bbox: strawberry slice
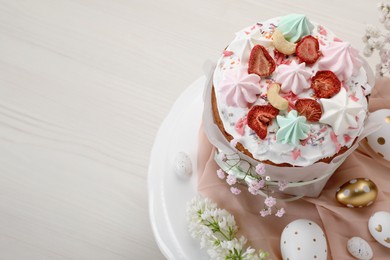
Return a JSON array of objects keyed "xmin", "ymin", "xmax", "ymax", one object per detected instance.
[
  {"xmin": 311, "ymin": 70, "xmax": 341, "ymax": 98},
  {"xmin": 295, "ymin": 98, "xmax": 322, "ymax": 122},
  {"xmin": 296, "ymin": 36, "xmax": 321, "ymax": 64},
  {"xmin": 247, "ymin": 105, "xmax": 279, "ymax": 139},
  {"xmin": 248, "ymin": 45, "xmax": 276, "ymax": 77}
]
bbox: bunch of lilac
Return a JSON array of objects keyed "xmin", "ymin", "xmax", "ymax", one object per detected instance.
[
  {"xmin": 216, "ymin": 152, "xmax": 287, "ymax": 218},
  {"xmin": 363, "ymin": 2, "xmax": 390, "ymax": 76},
  {"xmin": 187, "ymin": 196, "xmax": 269, "ymax": 259}
]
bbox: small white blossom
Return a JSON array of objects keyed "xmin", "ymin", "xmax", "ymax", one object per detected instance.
[
  {"xmin": 226, "ymin": 175, "xmax": 237, "ymax": 185},
  {"xmin": 187, "ymin": 196, "xmax": 268, "ymax": 259},
  {"xmin": 230, "ymin": 186, "xmax": 241, "ymax": 195},
  {"xmin": 216, "ymin": 169, "xmax": 225, "ymax": 179},
  {"xmin": 264, "ymin": 196, "xmax": 276, "ymax": 207}
]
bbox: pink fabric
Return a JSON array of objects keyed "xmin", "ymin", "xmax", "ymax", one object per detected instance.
[{"xmin": 197, "ymin": 78, "xmax": 390, "ymax": 259}]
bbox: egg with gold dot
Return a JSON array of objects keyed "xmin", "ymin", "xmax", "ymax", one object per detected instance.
[
  {"xmin": 336, "ymin": 178, "xmax": 378, "ymax": 208},
  {"xmin": 367, "ymin": 109, "xmax": 390, "ymax": 161}
]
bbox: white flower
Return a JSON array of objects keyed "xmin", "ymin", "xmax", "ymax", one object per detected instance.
[
  {"xmin": 230, "ymin": 186, "xmax": 241, "ymax": 195},
  {"xmin": 264, "ymin": 196, "xmax": 276, "ymax": 207},
  {"xmin": 226, "ymin": 174, "xmax": 237, "ymax": 185},
  {"xmin": 216, "ymin": 169, "xmax": 226, "ymax": 179},
  {"xmin": 275, "ymin": 208, "xmax": 286, "ymax": 217},
  {"xmin": 187, "ymin": 196, "xmax": 268, "ymax": 259},
  {"xmin": 255, "ymin": 163, "xmax": 266, "ymax": 175}
]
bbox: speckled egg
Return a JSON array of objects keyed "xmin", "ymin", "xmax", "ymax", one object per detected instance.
[
  {"xmin": 280, "ymin": 219, "xmax": 327, "ymax": 260},
  {"xmin": 335, "ymin": 178, "xmax": 378, "ymax": 208},
  {"xmin": 347, "ymin": 237, "xmax": 373, "ymax": 259},
  {"xmin": 174, "ymin": 152, "xmax": 192, "ymax": 178},
  {"xmin": 368, "ymin": 211, "xmax": 390, "ymax": 249},
  {"xmin": 366, "ymin": 109, "xmax": 390, "ymax": 161}
]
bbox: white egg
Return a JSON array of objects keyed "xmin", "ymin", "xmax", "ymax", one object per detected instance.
[
  {"xmin": 366, "ymin": 109, "xmax": 390, "ymax": 161},
  {"xmin": 174, "ymin": 152, "xmax": 192, "ymax": 178},
  {"xmin": 347, "ymin": 237, "xmax": 373, "ymax": 259},
  {"xmin": 368, "ymin": 211, "xmax": 390, "ymax": 248},
  {"xmin": 280, "ymin": 219, "xmax": 327, "ymax": 260}
]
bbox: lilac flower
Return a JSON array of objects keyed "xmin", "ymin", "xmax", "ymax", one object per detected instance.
[
  {"xmin": 248, "ymin": 180, "xmax": 265, "ymax": 195},
  {"xmin": 226, "ymin": 175, "xmax": 237, "ymax": 185},
  {"xmin": 264, "ymin": 196, "xmax": 276, "ymax": 207},
  {"xmin": 255, "ymin": 163, "xmax": 266, "ymax": 175},
  {"xmin": 230, "ymin": 187, "xmax": 241, "ymax": 195},
  {"xmin": 275, "ymin": 208, "xmax": 286, "ymax": 217},
  {"xmin": 278, "ymin": 180, "xmax": 288, "ymax": 191},
  {"xmin": 216, "ymin": 169, "xmax": 226, "ymax": 179},
  {"xmin": 217, "ymin": 152, "xmax": 227, "ymax": 162},
  {"xmin": 259, "ymin": 207, "xmax": 271, "ymax": 217}
]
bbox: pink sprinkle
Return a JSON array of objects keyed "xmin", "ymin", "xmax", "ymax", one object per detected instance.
[
  {"xmin": 318, "ymin": 26, "xmax": 327, "ymax": 36},
  {"xmin": 334, "ymin": 37, "xmax": 343, "ymax": 42},
  {"xmin": 244, "ymin": 31, "xmax": 250, "ymax": 35},
  {"xmin": 319, "ymin": 39, "xmax": 326, "ymax": 46},
  {"xmin": 223, "ymin": 50, "xmax": 234, "ymax": 57},
  {"xmin": 350, "ymin": 94, "xmax": 359, "ymax": 102},
  {"xmin": 250, "ymin": 25, "xmax": 256, "ymax": 30},
  {"xmin": 344, "ymin": 134, "xmax": 352, "ymax": 143},
  {"xmin": 235, "ymin": 117, "xmax": 247, "ymax": 136},
  {"xmin": 292, "ymin": 149, "xmax": 301, "ymax": 160},
  {"xmin": 230, "ymin": 187, "xmax": 241, "ymax": 195},
  {"xmin": 330, "ymin": 131, "xmax": 341, "ymax": 153}
]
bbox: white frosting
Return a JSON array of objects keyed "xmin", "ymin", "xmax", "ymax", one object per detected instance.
[{"xmin": 213, "ymin": 17, "xmax": 370, "ymax": 166}]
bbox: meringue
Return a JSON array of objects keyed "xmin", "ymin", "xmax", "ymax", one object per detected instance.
[
  {"xmin": 276, "ymin": 110, "xmax": 310, "ymax": 146},
  {"xmin": 318, "ymin": 41, "xmax": 363, "ymax": 81},
  {"xmin": 219, "ymin": 68, "xmax": 261, "ymax": 108},
  {"xmin": 275, "ymin": 61, "xmax": 312, "ymax": 95},
  {"xmin": 228, "ymin": 29, "xmax": 272, "ymax": 65},
  {"xmin": 319, "ymin": 88, "xmax": 365, "ymax": 135},
  {"xmin": 277, "ymin": 14, "xmax": 314, "ymax": 43}
]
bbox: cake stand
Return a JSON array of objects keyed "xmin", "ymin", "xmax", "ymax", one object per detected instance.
[{"xmin": 148, "ymin": 77, "xmax": 208, "ymax": 259}]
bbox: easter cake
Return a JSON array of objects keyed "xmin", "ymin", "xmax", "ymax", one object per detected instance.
[{"xmin": 203, "ymin": 14, "xmax": 374, "ymax": 196}]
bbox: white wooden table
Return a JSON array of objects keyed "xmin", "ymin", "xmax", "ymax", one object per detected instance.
[{"xmin": 0, "ymin": 0, "xmax": 380, "ymax": 259}]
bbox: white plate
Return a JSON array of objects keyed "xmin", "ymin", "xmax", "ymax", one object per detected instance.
[{"xmin": 148, "ymin": 77, "xmax": 209, "ymax": 259}]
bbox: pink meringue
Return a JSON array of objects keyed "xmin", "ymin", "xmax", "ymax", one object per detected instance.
[
  {"xmin": 275, "ymin": 61, "xmax": 312, "ymax": 95},
  {"xmin": 219, "ymin": 68, "xmax": 261, "ymax": 107},
  {"xmin": 318, "ymin": 41, "xmax": 362, "ymax": 81}
]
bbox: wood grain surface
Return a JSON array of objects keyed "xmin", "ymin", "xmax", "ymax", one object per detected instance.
[{"xmin": 0, "ymin": 0, "xmax": 380, "ymax": 259}]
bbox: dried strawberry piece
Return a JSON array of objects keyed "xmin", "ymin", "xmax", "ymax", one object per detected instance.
[
  {"xmin": 247, "ymin": 105, "xmax": 279, "ymax": 139},
  {"xmin": 295, "ymin": 98, "xmax": 322, "ymax": 122},
  {"xmin": 296, "ymin": 36, "xmax": 321, "ymax": 64},
  {"xmin": 248, "ymin": 45, "xmax": 276, "ymax": 77},
  {"xmin": 311, "ymin": 70, "xmax": 341, "ymax": 98}
]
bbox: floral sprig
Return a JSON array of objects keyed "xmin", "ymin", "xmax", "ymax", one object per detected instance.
[
  {"xmin": 363, "ymin": 2, "xmax": 390, "ymax": 76},
  {"xmin": 215, "ymin": 151, "xmax": 286, "ymax": 218},
  {"xmin": 187, "ymin": 196, "xmax": 269, "ymax": 260}
]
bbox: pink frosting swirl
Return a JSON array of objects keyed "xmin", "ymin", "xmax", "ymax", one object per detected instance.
[
  {"xmin": 219, "ymin": 68, "xmax": 261, "ymax": 107},
  {"xmin": 318, "ymin": 41, "xmax": 362, "ymax": 81},
  {"xmin": 275, "ymin": 61, "xmax": 312, "ymax": 95}
]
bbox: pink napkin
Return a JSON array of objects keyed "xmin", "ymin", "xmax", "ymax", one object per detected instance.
[{"xmin": 197, "ymin": 78, "xmax": 390, "ymax": 259}]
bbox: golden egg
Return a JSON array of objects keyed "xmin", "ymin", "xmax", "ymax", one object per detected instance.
[{"xmin": 336, "ymin": 178, "xmax": 378, "ymax": 208}]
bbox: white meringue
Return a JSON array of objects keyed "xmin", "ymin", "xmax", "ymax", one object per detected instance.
[{"xmin": 319, "ymin": 88, "xmax": 365, "ymax": 135}]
